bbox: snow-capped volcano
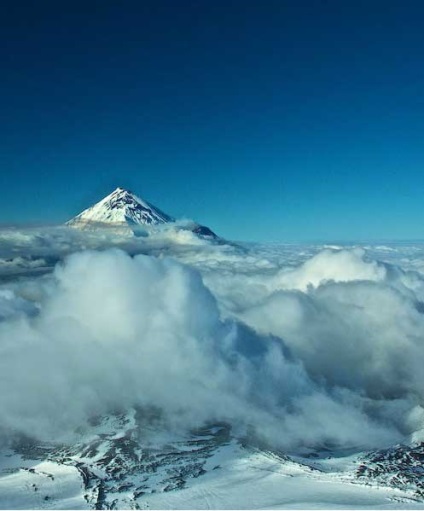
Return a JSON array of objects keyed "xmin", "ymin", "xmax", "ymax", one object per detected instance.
[
  {"xmin": 66, "ymin": 187, "xmax": 218, "ymax": 239},
  {"xmin": 66, "ymin": 187, "xmax": 173, "ymax": 228}
]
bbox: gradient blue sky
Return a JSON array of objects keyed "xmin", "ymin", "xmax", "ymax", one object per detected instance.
[{"xmin": 2, "ymin": 0, "xmax": 424, "ymax": 241}]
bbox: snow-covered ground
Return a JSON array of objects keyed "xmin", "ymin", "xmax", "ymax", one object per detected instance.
[
  {"xmin": 0, "ymin": 455, "xmax": 86, "ymax": 510},
  {"xmin": 0, "ymin": 432, "xmax": 423, "ymax": 509},
  {"xmin": 140, "ymin": 446, "xmax": 423, "ymax": 510}
]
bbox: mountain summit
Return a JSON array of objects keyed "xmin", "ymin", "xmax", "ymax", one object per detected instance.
[
  {"xmin": 67, "ymin": 187, "xmax": 218, "ymax": 239},
  {"xmin": 67, "ymin": 187, "xmax": 173, "ymax": 228}
]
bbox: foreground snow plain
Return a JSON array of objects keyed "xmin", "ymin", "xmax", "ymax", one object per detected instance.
[
  {"xmin": 1, "ymin": 446, "xmax": 422, "ymax": 510},
  {"xmin": 1, "ymin": 226, "xmax": 424, "ymax": 509},
  {"xmin": 1, "ymin": 430, "xmax": 423, "ymax": 510}
]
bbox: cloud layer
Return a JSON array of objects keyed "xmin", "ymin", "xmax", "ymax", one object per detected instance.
[{"xmin": 1, "ymin": 230, "xmax": 424, "ymax": 453}]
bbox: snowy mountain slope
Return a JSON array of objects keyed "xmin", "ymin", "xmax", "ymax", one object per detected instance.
[
  {"xmin": 356, "ymin": 443, "xmax": 424, "ymax": 499},
  {"xmin": 66, "ymin": 187, "xmax": 218, "ymax": 240},
  {"xmin": 66, "ymin": 188, "xmax": 173, "ymax": 229},
  {"xmin": 1, "ymin": 410, "xmax": 424, "ymax": 510},
  {"xmin": 0, "ymin": 455, "xmax": 86, "ymax": 510}
]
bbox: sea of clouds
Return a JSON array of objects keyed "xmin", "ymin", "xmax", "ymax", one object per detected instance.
[{"xmin": 1, "ymin": 226, "xmax": 424, "ymax": 453}]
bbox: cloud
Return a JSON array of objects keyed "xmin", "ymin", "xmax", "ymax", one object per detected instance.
[
  {"xmin": 1, "ymin": 234, "xmax": 424, "ymax": 453},
  {"xmin": 275, "ymin": 248, "xmax": 387, "ymax": 291},
  {"xmin": 0, "ymin": 225, "xmax": 214, "ymax": 281},
  {"xmin": 238, "ymin": 249, "xmax": 424, "ymax": 443},
  {"xmin": 0, "ymin": 247, "xmax": 407, "ymax": 452}
]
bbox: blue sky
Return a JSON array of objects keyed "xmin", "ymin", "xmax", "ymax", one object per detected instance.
[{"xmin": 2, "ymin": 0, "xmax": 424, "ymax": 241}]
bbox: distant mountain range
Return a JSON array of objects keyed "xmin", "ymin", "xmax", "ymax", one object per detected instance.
[{"xmin": 66, "ymin": 187, "xmax": 218, "ymax": 239}]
